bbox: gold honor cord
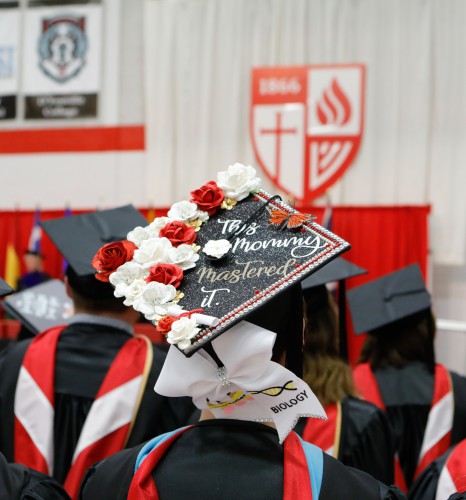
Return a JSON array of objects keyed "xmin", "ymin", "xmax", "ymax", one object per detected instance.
[
  {"xmin": 333, "ymin": 401, "xmax": 342, "ymax": 459},
  {"xmin": 448, "ymin": 371, "xmax": 454, "ymax": 414},
  {"xmin": 125, "ymin": 334, "xmax": 154, "ymax": 446}
]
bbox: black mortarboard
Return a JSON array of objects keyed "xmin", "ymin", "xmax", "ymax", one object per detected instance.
[
  {"xmin": 124, "ymin": 190, "xmax": 350, "ymax": 375},
  {"xmin": 301, "ymin": 257, "xmax": 367, "ymax": 290},
  {"xmin": 347, "ymin": 263, "xmax": 431, "ymax": 335},
  {"xmin": 41, "ymin": 205, "xmax": 147, "ymax": 300},
  {"xmin": 41, "ymin": 205, "xmax": 147, "ymax": 277},
  {"xmin": 0, "ymin": 278, "xmax": 14, "ymax": 298},
  {"xmin": 2, "ymin": 279, "xmax": 73, "ymax": 334},
  {"xmin": 301, "ymin": 257, "xmax": 367, "ymax": 360}
]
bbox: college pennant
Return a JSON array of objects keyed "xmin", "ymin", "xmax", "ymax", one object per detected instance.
[{"xmin": 154, "ymin": 321, "xmax": 326, "ymax": 443}]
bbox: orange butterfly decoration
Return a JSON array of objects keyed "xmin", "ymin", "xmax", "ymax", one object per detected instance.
[{"xmin": 267, "ymin": 207, "xmax": 315, "ymax": 230}]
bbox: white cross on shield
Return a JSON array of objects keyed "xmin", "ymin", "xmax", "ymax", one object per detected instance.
[{"xmin": 251, "ymin": 64, "xmax": 365, "ymax": 204}]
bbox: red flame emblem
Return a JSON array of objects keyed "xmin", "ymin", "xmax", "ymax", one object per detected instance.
[{"xmin": 316, "ymin": 79, "xmax": 352, "ymax": 126}]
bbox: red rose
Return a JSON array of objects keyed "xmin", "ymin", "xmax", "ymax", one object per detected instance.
[
  {"xmin": 156, "ymin": 316, "xmax": 177, "ymax": 335},
  {"xmin": 145, "ymin": 263, "xmax": 184, "ymax": 288},
  {"xmin": 92, "ymin": 240, "xmax": 136, "ymax": 282},
  {"xmin": 159, "ymin": 221, "xmax": 197, "ymax": 247},
  {"xmin": 190, "ymin": 181, "xmax": 224, "ymax": 215}
]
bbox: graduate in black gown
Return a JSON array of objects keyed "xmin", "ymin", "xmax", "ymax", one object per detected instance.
[
  {"xmin": 0, "ymin": 451, "xmax": 71, "ymax": 500},
  {"xmin": 0, "ymin": 207, "xmax": 194, "ymax": 499},
  {"xmin": 409, "ymin": 438, "xmax": 466, "ymax": 500},
  {"xmin": 0, "ymin": 277, "xmax": 70, "ymax": 500},
  {"xmin": 16, "ymin": 250, "xmax": 51, "ymax": 292},
  {"xmin": 295, "ymin": 258, "xmax": 395, "ymax": 484},
  {"xmin": 81, "ymin": 289, "xmax": 404, "ymax": 500},
  {"xmin": 348, "ymin": 264, "xmax": 466, "ymax": 492},
  {"xmin": 78, "ymin": 167, "xmax": 405, "ymax": 499}
]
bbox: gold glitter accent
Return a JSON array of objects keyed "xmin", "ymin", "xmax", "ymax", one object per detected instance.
[
  {"xmin": 186, "ymin": 219, "xmax": 203, "ymax": 231},
  {"xmin": 173, "ymin": 291, "xmax": 185, "ymax": 304},
  {"xmin": 192, "ymin": 244, "xmax": 201, "ymax": 253},
  {"xmin": 221, "ymin": 198, "xmax": 237, "ymax": 210}
]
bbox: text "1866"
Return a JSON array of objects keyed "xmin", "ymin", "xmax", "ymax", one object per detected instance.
[{"xmin": 259, "ymin": 78, "xmax": 301, "ymax": 95}]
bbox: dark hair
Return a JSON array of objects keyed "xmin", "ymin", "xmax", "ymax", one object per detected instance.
[
  {"xmin": 358, "ymin": 308, "xmax": 436, "ymax": 372},
  {"xmin": 303, "ymin": 287, "xmax": 357, "ymax": 405},
  {"xmin": 24, "ymin": 250, "xmax": 44, "ymax": 258},
  {"xmin": 247, "ymin": 284, "xmax": 304, "ymax": 375},
  {"xmin": 304, "ymin": 287, "xmax": 338, "ymax": 356},
  {"xmin": 66, "ymin": 266, "xmax": 128, "ymax": 313}
]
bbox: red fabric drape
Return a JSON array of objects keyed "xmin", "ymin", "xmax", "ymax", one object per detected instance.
[
  {"xmin": 0, "ymin": 205, "xmax": 430, "ymax": 363},
  {"xmin": 0, "ymin": 208, "xmax": 166, "ymax": 280}
]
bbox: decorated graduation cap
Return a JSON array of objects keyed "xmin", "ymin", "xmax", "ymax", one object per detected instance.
[
  {"xmin": 347, "ymin": 263, "xmax": 431, "ymax": 335},
  {"xmin": 41, "ymin": 205, "xmax": 147, "ymax": 300},
  {"xmin": 301, "ymin": 257, "xmax": 367, "ymax": 360},
  {"xmin": 92, "ymin": 164, "xmax": 350, "ymax": 361},
  {"xmin": 93, "ymin": 164, "xmax": 351, "ymax": 442},
  {"xmin": 2, "ymin": 280, "xmax": 73, "ymax": 334},
  {"xmin": 0, "ymin": 278, "xmax": 14, "ymax": 298}
]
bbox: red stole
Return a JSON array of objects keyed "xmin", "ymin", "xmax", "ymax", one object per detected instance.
[
  {"xmin": 128, "ymin": 428, "xmax": 315, "ymax": 500},
  {"xmin": 14, "ymin": 326, "xmax": 152, "ymax": 499},
  {"xmin": 353, "ymin": 362, "xmax": 453, "ymax": 491},
  {"xmin": 302, "ymin": 402, "xmax": 341, "ymax": 457}
]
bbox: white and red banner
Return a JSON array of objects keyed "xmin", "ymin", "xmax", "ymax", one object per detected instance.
[
  {"xmin": 251, "ymin": 65, "xmax": 365, "ymax": 204},
  {"xmin": 22, "ymin": 3, "xmax": 103, "ymax": 119},
  {"xmin": 0, "ymin": 3, "xmax": 20, "ymax": 119}
]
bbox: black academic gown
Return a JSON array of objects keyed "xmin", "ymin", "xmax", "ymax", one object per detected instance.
[
  {"xmin": 0, "ymin": 451, "xmax": 70, "ymax": 500},
  {"xmin": 408, "ymin": 447, "xmax": 450, "ymax": 500},
  {"xmin": 409, "ymin": 443, "xmax": 466, "ymax": 500},
  {"xmin": 79, "ymin": 420, "xmax": 406, "ymax": 500},
  {"xmin": 0, "ymin": 321, "xmax": 195, "ymax": 484},
  {"xmin": 373, "ymin": 362, "xmax": 466, "ymax": 488},
  {"xmin": 295, "ymin": 395, "xmax": 395, "ymax": 484}
]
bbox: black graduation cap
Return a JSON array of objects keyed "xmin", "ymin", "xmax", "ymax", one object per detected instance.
[
  {"xmin": 41, "ymin": 205, "xmax": 147, "ymax": 277},
  {"xmin": 301, "ymin": 257, "xmax": 367, "ymax": 290},
  {"xmin": 0, "ymin": 278, "xmax": 14, "ymax": 298},
  {"xmin": 301, "ymin": 257, "xmax": 367, "ymax": 360},
  {"xmin": 146, "ymin": 191, "xmax": 351, "ymax": 369},
  {"xmin": 347, "ymin": 263, "xmax": 431, "ymax": 335},
  {"xmin": 41, "ymin": 205, "xmax": 148, "ymax": 300},
  {"xmin": 2, "ymin": 279, "xmax": 73, "ymax": 334}
]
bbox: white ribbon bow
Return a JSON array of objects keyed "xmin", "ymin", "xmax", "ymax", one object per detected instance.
[{"xmin": 154, "ymin": 321, "xmax": 326, "ymax": 443}]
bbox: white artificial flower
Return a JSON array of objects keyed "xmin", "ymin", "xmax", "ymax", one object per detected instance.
[
  {"xmin": 217, "ymin": 163, "xmax": 261, "ymax": 201},
  {"xmin": 202, "ymin": 239, "xmax": 232, "ymax": 259},
  {"xmin": 127, "ymin": 226, "xmax": 158, "ymax": 247},
  {"xmin": 109, "ymin": 261, "xmax": 148, "ymax": 298},
  {"xmin": 166, "ymin": 244, "xmax": 200, "ymax": 270},
  {"xmin": 197, "ymin": 210, "xmax": 209, "ymax": 222},
  {"xmin": 168, "ymin": 201, "xmax": 203, "ymax": 222},
  {"xmin": 133, "ymin": 281, "xmax": 177, "ymax": 320},
  {"xmin": 122, "ymin": 279, "xmax": 147, "ymax": 306},
  {"xmin": 148, "ymin": 216, "xmax": 174, "ymax": 235},
  {"xmin": 166, "ymin": 316, "xmax": 200, "ymax": 350},
  {"xmin": 133, "ymin": 237, "xmax": 172, "ymax": 268}
]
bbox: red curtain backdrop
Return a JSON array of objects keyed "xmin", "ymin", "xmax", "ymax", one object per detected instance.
[{"xmin": 0, "ymin": 205, "xmax": 430, "ymax": 362}]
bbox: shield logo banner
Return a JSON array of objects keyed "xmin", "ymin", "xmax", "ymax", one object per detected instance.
[{"xmin": 251, "ymin": 64, "xmax": 365, "ymax": 204}]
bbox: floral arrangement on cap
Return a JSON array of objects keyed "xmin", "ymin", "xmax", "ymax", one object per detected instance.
[{"xmin": 91, "ymin": 163, "xmax": 261, "ymax": 350}]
